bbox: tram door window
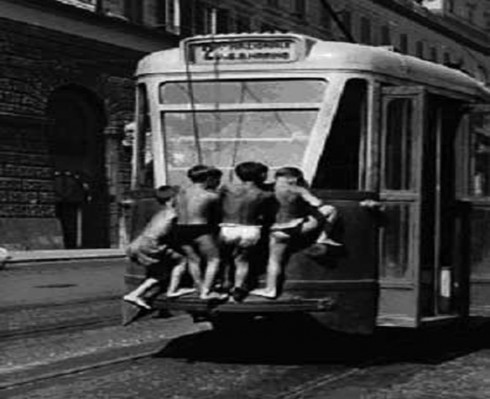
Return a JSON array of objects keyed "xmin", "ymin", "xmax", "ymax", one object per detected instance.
[
  {"xmin": 421, "ymin": 98, "xmax": 462, "ymax": 317},
  {"xmin": 464, "ymin": 105, "xmax": 490, "ymax": 317}
]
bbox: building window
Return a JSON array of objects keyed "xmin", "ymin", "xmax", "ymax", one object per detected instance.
[
  {"xmin": 124, "ymin": 0, "xmax": 143, "ymax": 24},
  {"xmin": 320, "ymin": 3, "xmax": 332, "ymax": 31},
  {"xmin": 399, "ymin": 33, "xmax": 408, "ymax": 53},
  {"xmin": 447, "ymin": 0, "xmax": 455, "ymax": 13},
  {"xmin": 467, "ymin": 4, "xmax": 475, "ymax": 23},
  {"xmin": 156, "ymin": 0, "xmax": 181, "ymax": 34},
  {"xmin": 429, "ymin": 47, "xmax": 438, "ymax": 62},
  {"xmin": 267, "ymin": 0, "xmax": 279, "ymax": 8},
  {"xmin": 261, "ymin": 23, "xmax": 275, "ymax": 32},
  {"xmin": 443, "ymin": 52, "xmax": 451, "ymax": 65},
  {"xmin": 198, "ymin": 5, "xmax": 221, "ymax": 34},
  {"xmin": 294, "ymin": 0, "xmax": 306, "ymax": 19},
  {"xmin": 380, "ymin": 25, "xmax": 391, "ymax": 45},
  {"xmin": 416, "ymin": 41, "xmax": 424, "ymax": 59},
  {"xmin": 236, "ymin": 16, "xmax": 251, "ymax": 33},
  {"xmin": 360, "ymin": 17, "xmax": 371, "ymax": 44},
  {"xmin": 216, "ymin": 8, "xmax": 230, "ymax": 33},
  {"xmin": 341, "ymin": 10, "xmax": 352, "ymax": 32}
]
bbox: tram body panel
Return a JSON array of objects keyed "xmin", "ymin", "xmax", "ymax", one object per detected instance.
[{"xmin": 283, "ymin": 192, "xmax": 379, "ymax": 334}]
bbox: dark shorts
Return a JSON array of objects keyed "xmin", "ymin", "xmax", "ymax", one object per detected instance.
[{"xmin": 173, "ymin": 224, "xmax": 216, "ymax": 245}]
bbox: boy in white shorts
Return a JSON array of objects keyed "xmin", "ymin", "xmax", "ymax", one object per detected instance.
[{"xmin": 219, "ymin": 162, "xmax": 274, "ymax": 301}]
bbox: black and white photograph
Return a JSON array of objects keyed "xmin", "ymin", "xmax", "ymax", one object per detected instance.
[{"xmin": 1, "ymin": 0, "xmax": 490, "ymax": 397}]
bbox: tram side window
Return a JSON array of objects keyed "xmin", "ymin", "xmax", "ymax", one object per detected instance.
[
  {"xmin": 134, "ymin": 84, "xmax": 154, "ymax": 188},
  {"xmin": 471, "ymin": 114, "xmax": 490, "ymax": 197},
  {"xmin": 312, "ymin": 79, "xmax": 367, "ymax": 190},
  {"xmin": 384, "ymin": 98, "xmax": 413, "ymax": 191}
]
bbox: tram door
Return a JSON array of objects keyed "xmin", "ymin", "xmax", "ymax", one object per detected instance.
[{"xmin": 377, "ymin": 86, "xmax": 463, "ymax": 327}]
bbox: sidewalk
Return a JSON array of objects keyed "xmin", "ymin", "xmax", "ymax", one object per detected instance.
[
  {"xmin": 0, "ymin": 255, "xmax": 128, "ymax": 310},
  {"xmin": 4, "ymin": 248, "xmax": 125, "ymax": 267}
]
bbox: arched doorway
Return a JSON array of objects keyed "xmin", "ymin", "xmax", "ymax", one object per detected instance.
[{"xmin": 46, "ymin": 85, "xmax": 110, "ymax": 249}]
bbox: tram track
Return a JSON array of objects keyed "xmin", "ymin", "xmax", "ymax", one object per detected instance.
[
  {"xmin": 3, "ymin": 318, "xmax": 487, "ymax": 397},
  {"xmin": 0, "ymin": 313, "xmax": 202, "ymax": 391},
  {"xmin": 1, "ymin": 325, "xmax": 417, "ymax": 397}
]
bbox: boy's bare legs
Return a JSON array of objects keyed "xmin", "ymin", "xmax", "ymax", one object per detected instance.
[
  {"xmin": 251, "ymin": 234, "xmax": 289, "ymax": 299},
  {"xmin": 314, "ymin": 205, "xmax": 342, "ymax": 247},
  {"xmin": 180, "ymin": 244, "xmax": 203, "ymax": 292},
  {"xmin": 233, "ymin": 250, "xmax": 249, "ymax": 290},
  {"xmin": 123, "ymin": 277, "xmax": 158, "ymax": 310},
  {"xmin": 231, "ymin": 248, "xmax": 250, "ymax": 302},
  {"xmin": 197, "ymin": 234, "xmax": 228, "ymax": 300},
  {"xmin": 166, "ymin": 258, "xmax": 196, "ymax": 298}
]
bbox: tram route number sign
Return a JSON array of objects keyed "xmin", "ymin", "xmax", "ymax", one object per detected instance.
[{"xmin": 187, "ymin": 38, "xmax": 299, "ymax": 64}]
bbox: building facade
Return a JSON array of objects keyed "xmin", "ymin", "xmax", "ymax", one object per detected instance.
[{"xmin": 0, "ymin": 0, "xmax": 177, "ymax": 250}]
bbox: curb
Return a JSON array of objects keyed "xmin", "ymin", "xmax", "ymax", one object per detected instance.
[{"xmin": 2, "ymin": 249, "xmax": 126, "ymax": 269}]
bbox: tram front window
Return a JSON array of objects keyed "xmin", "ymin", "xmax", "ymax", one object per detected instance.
[
  {"xmin": 160, "ymin": 79, "xmax": 326, "ymax": 104},
  {"xmin": 160, "ymin": 79, "xmax": 326, "ymax": 185}
]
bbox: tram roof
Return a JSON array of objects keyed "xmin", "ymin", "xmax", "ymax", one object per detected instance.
[{"xmin": 136, "ymin": 33, "xmax": 490, "ymax": 100}]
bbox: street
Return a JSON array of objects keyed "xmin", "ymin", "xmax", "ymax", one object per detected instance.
[
  {"xmin": 2, "ymin": 258, "xmax": 490, "ymax": 398},
  {"xmin": 2, "ymin": 312, "xmax": 490, "ymax": 398}
]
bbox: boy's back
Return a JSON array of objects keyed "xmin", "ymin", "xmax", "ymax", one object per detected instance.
[
  {"xmin": 221, "ymin": 183, "xmax": 273, "ymax": 226},
  {"xmin": 274, "ymin": 184, "xmax": 313, "ymax": 224},
  {"xmin": 176, "ymin": 185, "xmax": 220, "ymax": 226}
]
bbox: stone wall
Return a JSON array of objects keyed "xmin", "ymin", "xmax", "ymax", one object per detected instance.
[{"xmin": 0, "ymin": 17, "xmax": 142, "ymax": 249}]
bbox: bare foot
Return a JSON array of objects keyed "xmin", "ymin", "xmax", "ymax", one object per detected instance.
[
  {"xmin": 250, "ymin": 288, "xmax": 277, "ymax": 299},
  {"xmin": 166, "ymin": 288, "xmax": 196, "ymax": 298},
  {"xmin": 316, "ymin": 238, "xmax": 343, "ymax": 247},
  {"xmin": 123, "ymin": 295, "xmax": 152, "ymax": 310},
  {"xmin": 200, "ymin": 291, "xmax": 229, "ymax": 301},
  {"xmin": 230, "ymin": 287, "xmax": 248, "ymax": 303}
]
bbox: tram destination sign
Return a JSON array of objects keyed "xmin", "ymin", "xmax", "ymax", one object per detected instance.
[{"xmin": 186, "ymin": 37, "xmax": 300, "ymax": 64}]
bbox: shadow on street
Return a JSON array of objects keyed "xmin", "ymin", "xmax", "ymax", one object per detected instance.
[{"xmin": 153, "ymin": 315, "xmax": 490, "ymax": 367}]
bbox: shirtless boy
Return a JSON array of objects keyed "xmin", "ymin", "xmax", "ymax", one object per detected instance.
[
  {"xmin": 123, "ymin": 186, "xmax": 195, "ymax": 310},
  {"xmin": 175, "ymin": 165, "xmax": 225, "ymax": 300},
  {"xmin": 251, "ymin": 167, "xmax": 340, "ymax": 299},
  {"xmin": 219, "ymin": 162, "xmax": 274, "ymax": 302}
]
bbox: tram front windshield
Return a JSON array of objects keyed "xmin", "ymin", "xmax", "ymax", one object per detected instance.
[{"xmin": 159, "ymin": 79, "xmax": 326, "ymax": 184}]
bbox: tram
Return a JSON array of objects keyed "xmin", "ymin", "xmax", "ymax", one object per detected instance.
[{"xmin": 123, "ymin": 33, "xmax": 490, "ymax": 334}]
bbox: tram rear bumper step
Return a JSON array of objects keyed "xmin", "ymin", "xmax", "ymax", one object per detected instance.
[{"xmin": 151, "ymin": 296, "xmax": 336, "ymax": 313}]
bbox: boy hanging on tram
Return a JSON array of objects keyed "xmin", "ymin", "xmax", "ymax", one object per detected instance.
[
  {"xmin": 251, "ymin": 167, "xmax": 340, "ymax": 299},
  {"xmin": 219, "ymin": 162, "xmax": 276, "ymax": 302},
  {"xmin": 174, "ymin": 165, "xmax": 227, "ymax": 301},
  {"xmin": 123, "ymin": 185, "xmax": 195, "ymax": 310}
]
